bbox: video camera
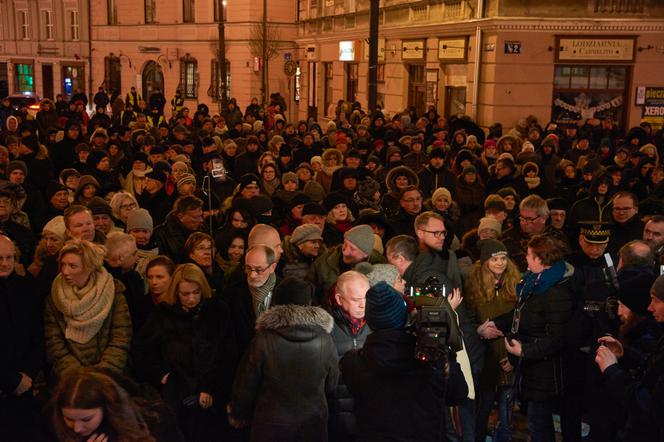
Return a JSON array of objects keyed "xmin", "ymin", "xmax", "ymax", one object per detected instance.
[
  {"xmin": 583, "ymin": 297, "xmax": 619, "ymax": 320},
  {"xmin": 406, "ymin": 276, "xmax": 452, "ymax": 372}
]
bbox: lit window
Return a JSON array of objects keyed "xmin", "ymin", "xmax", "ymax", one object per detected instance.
[{"xmin": 15, "ymin": 64, "xmax": 34, "ymax": 93}]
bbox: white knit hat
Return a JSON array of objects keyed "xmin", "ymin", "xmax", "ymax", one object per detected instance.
[{"xmin": 43, "ymin": 216, "xmax": 66, "ymax": 240}]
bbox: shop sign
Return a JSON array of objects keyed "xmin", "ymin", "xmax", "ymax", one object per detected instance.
[
  {"xmin": 362, "ymin": 38, "xmax": 385, "ymax": 61},
  {"xmin": 556, "ymin": 36, "xmax": 636, "ymax": 62},
  {"xmin": 642, "ymin": 87, "xmax": 664, "ymax": 131},
  {"xmin": 552, "ymin": 92, "xmax": 623, "ymax": 123},
  {"xmin": 339, "ymin": 41, "xmax": 356, "ymax": 61},
  {"xmin": 402, "ymin": 40, "xmax": 426, "ymax": 60},
  {"xmin": 438, "ymin": 38, "xmax": 467, "ymax": 62}
]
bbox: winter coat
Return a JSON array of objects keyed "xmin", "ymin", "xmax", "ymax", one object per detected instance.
[
  {"xmin": 138, "ymin": 188, "xmax": 172, "ymax": 227},
  {"xmin": 153, "ymin": 213, "xmax": 201, "ymax": 264},
  {"xmin": 607, "ymin": 216, "xmax": 644, "ymax": 256},
  {"xmin": 44, "ymin": 278, "xmax": 132, "ymax": 378},
  {"xmin": 418, "ymin": 164, "xmax": 458, "ymax": 199},
  {"xmin": 282, "ymin": 239, "xmax": 319, "ymax": 280},
  {"xmin": 493, "ymin": 264, "xmax": 574, "ymax": 401},
  {"xmin": 455, "ymin": 178, "xmax": 486, "ymax": 235},
  {"xmin": 230, "ymin": 305, "xmax": 339, "ymax": 442},
  {"xmin": 341, "ymin": 328, "xmax": 467, "ymax": 442},
  {"xmin": 133, "ymin": 298, "xmax": 237, "ymax": 406},
  {"xmin": 0, "ymin": 272, "xmax": 44, "ymax": 395},
  {"xmin": 0, "ymin": 218, "xmax": 36, "ymax": 267},
  {"xmin": 308, "ymin": 245, "xmax": 386, "ymax": 309}
]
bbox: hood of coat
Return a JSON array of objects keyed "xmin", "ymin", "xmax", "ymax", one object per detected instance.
[{"xmin": 256, "ymin": 305, "xmax": 335, "ymax": 340}]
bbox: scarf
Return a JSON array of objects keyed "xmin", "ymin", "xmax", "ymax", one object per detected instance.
[
  {"xmin": 524, "ymin": 176, "xmax": 541, "ymax": 189},
  {"xmin": 249, "ymin": 272, "xmax": 277, "ymax": 317},
  {"xmin": 516, "ymin": 260, "xmax": 566, "ymax": 301},
  {"xmin": 51, "ymin": 268, "xmax": 115, "ymax": 344}
]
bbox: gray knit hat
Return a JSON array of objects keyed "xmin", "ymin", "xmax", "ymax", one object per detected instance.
[
  {"xmin": 291, "ymin": 224, "xmax": 323, "ymax": 245},
  {"xmin": 356, "ymin": 262, "xmax": 400, "ymax": 287},
  {"xmin": 282, "ymin": 172, "xmax": 298, "ymax": 185},
  {"xmin": 126, "ymin": 208, "xmax": 154, "ymax": 232},
  {"xmin": 176, "ymin": 173, "xmax": 197, "ymax": 189},
  {"xmin": 651, "ymin": 275, "xmax": 664, "ymax": 301},
  {"xmin": 344, "ymin": 224, "xmax": 375, "ymax": 256}
]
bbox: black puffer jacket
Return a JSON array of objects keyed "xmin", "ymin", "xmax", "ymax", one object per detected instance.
[
  {"xmin": 493, "ymin": 263, "xmax": 574, "ymax": 402},
  {"xmin": 230, "ymin": 305, "xmax": 339, "ymax": 442}
]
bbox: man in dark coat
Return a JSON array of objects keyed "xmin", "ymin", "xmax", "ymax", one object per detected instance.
[
  {"xmin": 0, "ymin": 235, "xmax": 44, "ymax": 441},
  {"xmin": 138, "ymin": 170, "xmax": 172, "ymax": 227},
  {"xmin": 0, "ymin": 187, "xmax": 35, "ymax": 266},
  {"xmin": 390, "ymin": 186, "xmax": 423, "ymax": 238},
  {"xmin": 228, "ymin": 278, "xmax": 339, "ymax": 442},
  {"xmin": 607, "ymin": 191, "xmax": 644, "ymax": 256},
  {"xmin": 417, "ymin": 147, "xmax": 457, "ymax": 199},
  {"xmin": 341, "ymin": 281, "xmax": 467, "ymax": 442},
  {"xmin": 233, "ymin": 136, "xmax": 263, "ymax": 178},
  {"xmin": 153, "ymin": 196, "xmax": 204, "ymax": 264}
]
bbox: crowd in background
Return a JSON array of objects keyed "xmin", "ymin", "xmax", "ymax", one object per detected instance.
[{"xmin": 1, "ymin": 86, "xmax": 663, "ymax": 442}]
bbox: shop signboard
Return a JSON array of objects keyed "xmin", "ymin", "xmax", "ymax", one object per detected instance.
[
  {"xmin": 402, "ymin": 40, "xmax": 426, "ymax": 60},
  {"xmin": 556, "ymin": 36, "xmax": 636, "ymax": 62},
  {"xmin": 339, "ymin": 41, "xmax": 356, "ymax": 61},
  {"xmin": 642, "ymin": 87, "xmax": 664, "ymax": 131},
  {"xmin": 438, "ymin": 37, "xmax": 467, "ymax": 62}
]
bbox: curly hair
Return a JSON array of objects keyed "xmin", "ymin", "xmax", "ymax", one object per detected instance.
[
  {"xmin": 528, "ymin": 234, "xmax": 569, "ymax": 266},
  {"xmin": 51, "ymin": 368, "xmax": 154, "ymax": 442},
  {"xmin": 465, "ymin": 257, "xmax": 520, "ymax": 303}
]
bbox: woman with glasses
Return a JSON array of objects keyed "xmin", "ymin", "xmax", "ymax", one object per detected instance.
[
  {"xmin": 134, "ymin": 263, "xmax": 237, "ymax": 442},
  {"xmin": 185, "ymin": 232, "xmax": 225, "ymax": 297},
  {"xmin": 109, "ymin": 191, "xmax": 138, "ymax": 229}
]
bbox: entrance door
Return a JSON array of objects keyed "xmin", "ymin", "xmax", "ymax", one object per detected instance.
[
  {"xmin": 142, "ymin": 61, "xmax": 164, "ymax": 103},
  {"xmin": 42, "ymin": 64, "xmax": 54, "ymax": 99},
  {"xmin": 445, "ymin": 86, "xmax": 466, "ymax": 117},
  {"xmin": 408, "ymin": 64, "xmax": 426, "ymax": 116},
  {"xmin": 307, "ymin": 62, "xmax": 317, "ymax": 120}
]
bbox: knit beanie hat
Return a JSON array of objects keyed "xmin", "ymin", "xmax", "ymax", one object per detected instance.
[
  {"xmin": 310, "ymin": 156, "xmax": 322, "ymax": 166},
  {"xmin": 478, "ymin": 239, "xmax": 508, "ymax": 265},
  {"xmin": 303, "ymin": 181, "xmax": 326, "ymax": 203},
  {"xmin": 344, "ymin": 224, "xmax": 375, "ymax": 256},
  {"xmin": 145, "ymin": 170, "xmax": 167, "ymax": 184},
  {"xmin": 87, "ymin": 196, "xmax": 113, "ymax": 217},
  {"xmin": 126, "ymin": 208, "xmax": 154, "ymax": 232},
  {"xmin": 617, "ymin": 267, "xmax": 657, "ymax": 316},
  {"xmin": 462, "ymin": 165, "xmax": 478, "ymax": 176},
  {"xmin": 432, "ymin": 187, "xmax": 452, "ymax": 204},
  {"xmin": 291, "ymin": 224, "xmax": 323, "ymax": 245},
  {"xmin": 272, "ymin": 277, "xmax": 315, "ymax": 306},
  {"xmin": 365, "ymin": 281, "xmax": 408, "ymax": 331},
  {"xmin": 46, "ymin": 181, "xmax": 69, "ymax": 201},
  {"xmin": 87, "ymin": 150, "xmax": 108, "ymax": 170},
  {"xmin": 7, "ymin": 160, "xmax": 27, "ymax": 176},
  {"xmin": 302, "ymin": 202, "xmax": 327, "ymax": 217},
  {"xmin": 650, "ymin": 275, "xmax": 664, "ymax": 301},
  {"xmin": 177, "ymin": 173, "xmax": 197, "ymax": 189},
  {"xmin": 356, "ymin": 262, "xmax": 400, "ymax": 287},
  {"xmin": 478, "ymin": 217, "xmax": 502, "ymax": 236},
  {"xmin": 282, "ymin": 172, "xmax": 298, "ymax": 185},
  {"xmin": 42, "ymin": 216, "xmax": 66, "ymax": 240}
]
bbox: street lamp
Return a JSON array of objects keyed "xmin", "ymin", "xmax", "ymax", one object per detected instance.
[{"xmin": 217, "ymin": 0, "xmax": 228, "ymax": 112}]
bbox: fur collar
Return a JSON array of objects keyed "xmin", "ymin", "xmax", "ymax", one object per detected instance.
[{"xmin": 256, "ymin": 305, "xmax": 334, "ymax": 333}]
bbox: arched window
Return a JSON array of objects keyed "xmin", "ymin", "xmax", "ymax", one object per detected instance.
[
  {"xmin": 104, "ymin": 55, "xmax": 121, "ymax": 93},
  {"xmin": 179, "ymin": 54, "xmax": 198, "ymax": 99}
]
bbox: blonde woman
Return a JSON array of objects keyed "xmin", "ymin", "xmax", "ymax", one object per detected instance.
[
  {"xmin": 109, "ymin": 191, "xmax": 138, "ymax": 228},
  {"xmin": 133, "ymin": 263, "xmax": 237, "ymax": 441},
  {"xmin": 44, "ymin": 239, "xmax": 132, "ymax": 380},
  {"xmin": 465, "ymin": 239, "xmax": 520, "ymax": 442}
]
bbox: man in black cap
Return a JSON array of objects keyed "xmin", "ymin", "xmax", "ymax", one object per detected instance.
[
  {"xmin": 87, "ymin": 196, "xmax": 118, "ymax": 236},
  {"xmin": 138, "ymin": 170, "xmax": 172, "ymax": 226},
  {"xmin": 301, "ymin": 203, "xmax": 326, "ymax": 232},
  {"xmin": 547, "ymin": 197, "xmax": 567, "ymax": 231},
  {"xmin": 417, "ymin": 146, "xmax": 457, "ymax": 199}
]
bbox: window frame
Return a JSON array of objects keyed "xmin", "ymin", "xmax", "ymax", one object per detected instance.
[
  {"xmin": 68, "ymin": 10, "xmax": 80, "ymax": 41},
  {"xmin": 180, "ymin": 56, "xmax": 198, "ymax": 99},
  {"xmin": 145, "ymin": 0, "xmax": 157, "ymax": 24},
  {"xmin": 183, "ymin": 0, "xmax": 195, "ymax": 23},
  {"xmin": 14, "ymin": 63, "xmax": 34, "ymax": 94},
  {"xmin": 42, "ymin": 9, "xmax": 54, "ymax": 40},
  {"xmin": 17, "ymin": 10, "xmax": 29, "ymax": 40}
]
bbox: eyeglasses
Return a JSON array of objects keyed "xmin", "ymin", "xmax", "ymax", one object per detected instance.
[
  {"xmin": 420, "ymin": 229, "xmax": 446, "ymax": 238},
  {"xmin": 613, "ymin": 206, "xmax": 634, "ymax": 212},
  {"xmin": 402, "ymin": 197, "xmax": 422, "ymax": 203},
  {"xmin": 195, "ymin": 245, "xmax": 213, "ymax": 252},
  {"xmin": 120, "ymin": 203, "xmax": 137, "ymax": 210},
  {"xmin": 244, "ymin": 265, "xmax": 270, "ymax": 275},
  {"xmin": 519, "ymin": 215, "xmax": 541, "ymax": 223}
]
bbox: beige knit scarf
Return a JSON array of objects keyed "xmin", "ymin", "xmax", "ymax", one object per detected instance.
[{"xmin": 51, "ymin": 268, "xmax": 115, "ymax": 344}]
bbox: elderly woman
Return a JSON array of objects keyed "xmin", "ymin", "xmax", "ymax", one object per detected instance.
[
  {"xmin": 185, "ymin": 232, "xmax": 225, "ymax": 296},
  {"xmin": 44, "ymin": 239, "xmax": 132, "ymax": 380},
  {"xmin": 133, "ymin": 264, "xmax": 237, "ymax": 441},
  {"xmin": 29, "ymin": 216, "xmax": 66, "ymax": 295},
  {"xmin": 322, "ymin": 192, "xmax": 354, "ymax": 247},
  {"xmin": 109, "ymin": 191, "xmax": 138, "ymax": 229}
]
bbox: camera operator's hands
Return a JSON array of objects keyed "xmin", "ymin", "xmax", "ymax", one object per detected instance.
[
  {"xmin": 448, "ymin": 288, "xmax": 462, "ymax": 311},
  {"xmin": 226, "ymin": 404, "xmax": 249, "ymax": 429},
  {"xmin": 477, "ymin": 320, "xmax": 503, "ymax": 339},
  {"xmin": 595, "ymin": 345, "xmax": 618, "ymax": 373},
  {"xmin": 499, "ymin": 357, "xmax": 514, "ymax": 373},
  {"xmin": 504, "ymin": 337, "xmax": 523, "ymax": 357},
  {"xmin": 597, "ymin": 336, "xmax": 624, "ymax": 358}
]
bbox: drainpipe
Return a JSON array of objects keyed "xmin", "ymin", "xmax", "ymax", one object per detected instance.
[
  {"xmin": 88, "ymin": 0, "xmax": 94, "ymax": 109},
  {"xmin": 471, "ymin": 0, "xmax": 483, "ymax": 121}
]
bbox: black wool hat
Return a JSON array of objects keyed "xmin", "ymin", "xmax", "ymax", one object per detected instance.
[
  {"xmin": 145, "ymin": 170, "xmax": 167, "ymax": 184},
  {"xmin": 132, "ymin": 152, "xmax": 149, "ymax": 167},
  {"xmin": 245, "ymin": 195, "xmax": 273, "ymax": 217},
  {"xmin": 478, "ymin": 239, "xmax": 508, "ymax": 265},
  {"xmin": 323, "ymin": 192, "xmax": 349, "ymax": 212},
  {"xmin": 302, "ymin": 202, "xmax": 327, "ymax": 217},
  {"xmin": 87, "ymin": 196, "xmax": 113, "ymax": 217},
  {"xmin": 547, "ymin": 198, "xmax": 567, "ymax": 211},
  {"xmin": 617, "ymin": 267, "xmax": 657, "ymax": 316},
  {"xmin": 87, "ymin": 150, "xmax": 108, "ymax": 170},
  {"xmin": 271, "ymin": 277, "xmax": 315, "ymax": 306},
  {"xmin": 239, "ymin": 173, "xmax": 261, "ymax": 191},
  {"xmin": 45, "ymin": 181, "xmax": 68, "ymax": 201},
  {"xmin": 289, "ymin": 192, "xmax": 312, "ymax": 209},
  {"xmin": 429, "ymin": 147, "xmax": 446, "ymax": 159}
]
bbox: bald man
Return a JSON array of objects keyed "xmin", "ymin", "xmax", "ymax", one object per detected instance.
[{"xmin": 0, "ymin": 235, "xmax": 44, "ymax": 439}]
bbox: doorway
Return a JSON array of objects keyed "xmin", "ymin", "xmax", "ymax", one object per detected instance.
[
  {"xmin": 408, "ymin": 64, "xmax": 426, "ymax": 117},
  {"xmin": 42, "ymin": 64, "xmax": 54, "ymax": 99},
  {"xmin": 445, "ymin": 86, "xmax": 466, "ymax": 118},
  {"xmin": 142, "ymin": 61, "xmax": 164, "ymax": 103}
]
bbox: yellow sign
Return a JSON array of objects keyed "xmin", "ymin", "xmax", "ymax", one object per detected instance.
[
  {"xmin": 438, "ymin": 38, "xmax": 467, "ymax": 62},
  {"xmin": 557, "ymin": 37, "xmax": 635, "ymax": 62},
  {"xmin": 363, "ymin": 39, "xmax": 385, "ymax": 61},
  {"xmin": 402, "ymin": 40, "xmax": 426, "ymax": 60}
]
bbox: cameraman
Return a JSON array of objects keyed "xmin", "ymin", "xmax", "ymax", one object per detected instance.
[
  {"xmin": 595, "ymin": 275, "xmax": 664, "ymax": 441},
  {"xmin": 340, "ymin": 279, "xmax": 467, "ymax": 441}
]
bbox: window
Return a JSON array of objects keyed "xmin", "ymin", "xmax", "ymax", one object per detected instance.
[
  {"xmin": 15, "ymin": 64, "xmax": 34, "ymax": 93},
  {"xmin": 180, "ymin": 56, "xmax": 197, "ymax": 98},
  {"xmin": 183, "ymin": 0, "xmax": 195, "ymax": 23},
  {"xmin": 324, "ymin": 62, "xmax": 333, "ymax": 116},
  {"xmin": 145, "ymin": 0, "xmax": 156, "ymax": 23},
  {"xmin": 18, "ymin": 11, "xmax": 29, "ymax": 40},
  {"xmin": 345, "ymin": 63, "xmax": 359, "ymax": 102},
  {"xmin": 68, "ymin": 10, "xmax": 80, "ymax": 41},
  {"xmin": 104, "ymin": 55, "xmax": 121, "ymax": 93},
  {"xmin": 42, "ymin": 10, "xmax": 54, "ymax": 40},
  {"xmin": 107, "ymin": 0, "xmax": 117, "ymax": 25},
  {"xmin": 209, "ymin": 59, "xmax": 230, "ymax": 102}
]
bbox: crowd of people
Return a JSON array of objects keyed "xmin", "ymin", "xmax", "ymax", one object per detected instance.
[{"xmin": 0, "ymin": 87, "xmax": 663, "ymax": 442}]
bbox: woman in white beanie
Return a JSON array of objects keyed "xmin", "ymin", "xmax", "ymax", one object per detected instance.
[{"xmin": 28, "ymin": 215, "xmax": 66, "ymax": 279}]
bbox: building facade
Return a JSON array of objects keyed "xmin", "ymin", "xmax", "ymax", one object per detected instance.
[
  {"xmin": 0, "ymin": 0, "xmax": 91, "ymax": 100},
  {"xmin": 90, "ymin": 0, "xmax": 298, "ymax": 118},
  {"xmin": 294, "ymin": 0, "xmax": 664, "ymax": 130}
]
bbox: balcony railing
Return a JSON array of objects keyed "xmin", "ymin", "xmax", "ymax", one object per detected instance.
[{"xmin": 594, "ymin": 0, "xmax": 645, "ymax": 13}]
